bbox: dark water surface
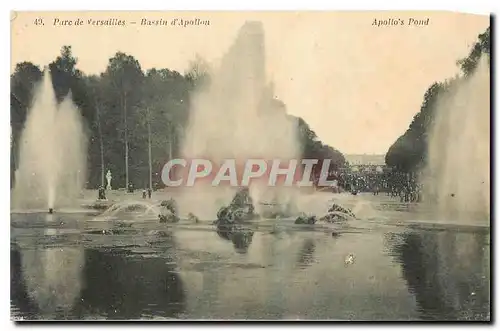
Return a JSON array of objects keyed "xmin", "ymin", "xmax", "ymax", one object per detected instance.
[{"xmin": 10, "ymin": 209, "xmax": 490, "ymax": 321}]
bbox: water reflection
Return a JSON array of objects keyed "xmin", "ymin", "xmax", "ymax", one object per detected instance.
[
  {"xmin": 174, "ymin": 228, "xmax": 419, "ymax": 320},
  {"xmin": 296, "ymin": 238, "xmax": 316, "ymax": 269},
  {"xmin": 74, "ymin": 248, "xmax": 185, "ymax": 319},
  {"xmin": 216, "ymin": 226, "xmax": 254, "ymax": 254},
  {"xmin": 11, "ymin": 214, "xmax": 490, "ymax": 320},
  {"xmin": 390, "ymin": 229, "xmax": 490, "ymax": 321},
  {"xmin": 12, "ymin": 227, "xmax": 85, "ymax": 319},
  {"xmin": 11, "ymin": 244, "xmax": 186, "ymax": 319}
]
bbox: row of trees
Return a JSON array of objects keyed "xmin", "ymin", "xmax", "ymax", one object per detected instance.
[
  {"xmin": 385, "ymin": 26, "xmax": 490, "ymax": 173},
  {"xmin": 10, "ymin": 46, "xmax": 346, "ymax": 189}
]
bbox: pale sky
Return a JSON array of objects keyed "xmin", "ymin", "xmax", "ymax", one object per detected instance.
[{"xmin": 11, "ymin": 11, "xmax": 489, "ymax": 154}]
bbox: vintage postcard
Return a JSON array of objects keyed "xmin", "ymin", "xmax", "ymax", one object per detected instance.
[{"xmin": 10, "ymin": 11, "xmax": 490, "ymax": 321}]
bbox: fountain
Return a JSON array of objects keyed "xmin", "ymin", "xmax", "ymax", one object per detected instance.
[
  {"xmin": 179, "ymin": 21, "xmax": 301, "ymax": 218},
  {"xmin": 11, "ymin": 70, "xmax": 87, "ymax": 211},
  {"xmin": 98, "ymin": 200, "xmax": 162, "ymax": 218},
  {"xmin": 94, "ymin": 199, "xmax": 184, "ymax": 224},
  {"xmin": 422, "ymin": 57, "xmax": 490, "ymax": 224}
]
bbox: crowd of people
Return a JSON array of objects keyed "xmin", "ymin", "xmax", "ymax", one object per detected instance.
[
  {"xmin": 95, "ymin": 169, "xmax": 422, "ymax": 204},
  {"xmin": 333, "ymin": 171, "xmax": 423, "ymax": 203}
]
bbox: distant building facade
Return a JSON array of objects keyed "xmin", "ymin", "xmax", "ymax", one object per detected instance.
[{"xmin": 344, "ymin": 154, "xmax": 387, "ymax": 174}]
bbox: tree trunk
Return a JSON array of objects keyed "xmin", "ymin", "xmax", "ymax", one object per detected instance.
[
  {"xmin": 124, "ymin": 93, "xmax": 129, "ymax": 189},
  {"xmin": 11, "ymin": 128, "xmax": 16, "ymax": 189},
  {"xmin": 168, "ymin": 124, "xmax": 173, "ymax": 161},
  {"xmin": 96, "ymin": 103, "xmax": 105, "ymax": 188},
  {"xmin": 147, "ymin": 107, "xmax": 152, "ymax": 190}
]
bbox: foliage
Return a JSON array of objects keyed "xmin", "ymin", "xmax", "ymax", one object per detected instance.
[
  {"xmin": 10, "ymin": 47, "xmax": 345, "ymax": 188},
  {"xmin": 385, "ymin": 27, "xmax": 490, "ymax": 172},
  {"xmin": 457, "ymin": 27, "xmax": 491, "ymax": 77}
]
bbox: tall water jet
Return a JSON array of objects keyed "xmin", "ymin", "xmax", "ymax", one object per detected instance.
[
  {"xmin": 423, "ymin": 57, "xmax": 490, "ymax": 223},
  {"xmin": 11, "ymin": 70, "xmax": 87, "ymax": 210},
  {"xmin": 180, "ymin": 21, "xmax": 300, "ymax": 217}
]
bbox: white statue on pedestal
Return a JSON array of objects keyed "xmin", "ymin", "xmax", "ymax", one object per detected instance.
[{"xmin": 106, "ymin": 170, "xmax": 112, "ymax": 190}]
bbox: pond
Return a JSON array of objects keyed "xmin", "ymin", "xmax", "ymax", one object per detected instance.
[{"xmin": 10, "ymin": 195, "xmax": 490, "ymax": 321}]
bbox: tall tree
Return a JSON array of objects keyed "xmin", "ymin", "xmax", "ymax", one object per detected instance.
[
  {"xmin": 84, "ymin": 75, "xmax": 106, "ymax": 187},
  {"xmin": 138, "ymin": 68, "xmax": 191, "ymax": 187},
  {"xmin": 385, "ymin": 26, "xmax": 490, "ymax": 173},
  {"xmin": 102, "ymin": 52, "xmax": 144, "ymax": 188},
  {"xmin": 457, "ymin": 26, "xmax": 491, "ymax": 77},
  {"xmin": 292, "ymin": 115, "xmax": 346, "ymax": 181},
  {"xmin": 185, "ymin": 54, "xmax": 211, "ymax": 89},
  {"xmin": 385, "ymin": 82, "xmax": 445, "ymax": 172},
  {"xmin": 49, "ymin": 46, "xmax": 81, "ymax": 101},
  {"xmin": 11, "ymin": 50, "xmax": 346, "ymax": 190}
]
